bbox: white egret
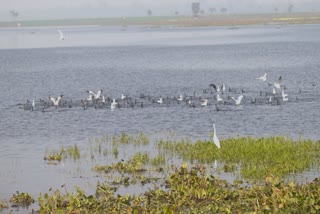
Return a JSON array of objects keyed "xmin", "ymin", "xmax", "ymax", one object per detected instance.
[
  {"xmin": 213, "ymin": 124, "xmax": 221, "ymax": 149},
  {"xmin": 157, "ymin": 97, "xmax": 163, "ymax": 104}
]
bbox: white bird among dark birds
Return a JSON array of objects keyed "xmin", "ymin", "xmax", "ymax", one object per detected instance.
[
  {"xmin": 87, "ymin": 90, "xmax": 103, "ymax": 100},
  {"xmin": 49, "ymin": 95, "xmax": 63, "ymax": 108},
  {"xmin": 121, "ymin": 94, "xmax": 127, "ymax": 100},
  {"xmin": 213, "ymin": 124, "xmax": 221, "ymax": 149},
  {"xmin": 274, "ymin": 76, "xmax": 282, "ymax": 89},
  {"xmin": 177, "ymin": 95, "xmax": 183, "ymax": 102},
  {"xmin": 57, "ymin": 29, "xmax": 65, "ymax": 40},
  {"xmin": 216, "ymin": 94, "xmax": 223, "ymax": 102},
  {"xmin": 257, "ymin": 72, "xmax": 268, "ymax": 81},
  {"xmin": 231, "ymin": 95, "xmax": 244, "ymax": 105},
  {"xmin": 157, "ymin": 97, "xmax": 163, "ymax": 104},
  {"xmin": 221, "ymin": 84, "xmax": 226, "ymax": 92},
  {"xmin": 282, "ymin": 90, "xmax": 288, "ymax": 101},
  {"xmin": 201, "ymin": 99, "xmax": 208, "ymax": 106},
  {"xmin": 111, "ymin": 99, "xmax": 117, "ymax": 110},
  {"xmin": 272, "ymin": 88, "xmax": 277, "ymax": 94},
  {"xmin": 87, "ymin": 94, "xmax": 93, "ymax": 101}
]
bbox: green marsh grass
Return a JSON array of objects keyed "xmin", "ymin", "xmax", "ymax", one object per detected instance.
[{"xmin": 158, "ymin": 136, "xmax": 320, "ymax": 180}]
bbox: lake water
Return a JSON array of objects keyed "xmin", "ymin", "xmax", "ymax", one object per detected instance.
[{"xmin": 0, "ymin": 24, "xmax": 320, "ymax": 211}]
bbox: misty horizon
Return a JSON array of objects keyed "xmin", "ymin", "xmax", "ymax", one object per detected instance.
[{"xmin": 1, "ymin": 0, "xmax": 320, "ymax": 21}]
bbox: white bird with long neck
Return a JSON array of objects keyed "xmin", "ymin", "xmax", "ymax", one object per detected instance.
[
  {"xmin": 257, "ymin": 72, "xmax": 268, "ymax": 81},
  {"xmin": 49, "ymin": 95, "xmax": 63, "ymax": 108},
  {"xmin": 231, "ymin": 95, "xmax": 244, "ymax": 105},
  {"xmin": 213, "ymin": 124, "xmax": 221, "ymax": 149}
]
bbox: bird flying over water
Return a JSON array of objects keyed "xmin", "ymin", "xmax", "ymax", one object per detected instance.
[
  {"xmin": 257, "ymin": 73, "xmax": 268, "ymax": 81},
  {"xmin": 57, "ymin": 29, "xmax": 65, "ymax": 40},
  {"xmin": 49, "ymin": 95, "xmax": 63, "ymax": 107},
  {"xmin": 87, "ymin": 90, "xmax": 103, "ymax": 100},
  {"xmin": 231, "ymin": 95, "xmax": 244, "ymax": 105}
]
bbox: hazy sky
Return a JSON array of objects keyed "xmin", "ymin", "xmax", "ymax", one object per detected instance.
[{"xmin": 1, "ymin": 0, "xmax": 320, "ymax": 20}]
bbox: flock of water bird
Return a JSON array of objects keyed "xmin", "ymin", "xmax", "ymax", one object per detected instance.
[{"xmin": 18, "ymin": 71, "xmax": 303, "ymax": 115}]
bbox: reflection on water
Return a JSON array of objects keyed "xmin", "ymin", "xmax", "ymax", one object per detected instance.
[{"xmin": 0, "ymin": 24, "xmax": 320, "ymax": 211}]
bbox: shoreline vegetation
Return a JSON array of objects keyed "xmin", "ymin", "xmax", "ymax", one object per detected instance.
[
  {"xmin": 1, "ymin": 134, "xmax": 320, "ymax": 213},
  {"xmin": 1, "ymin": 13, "xmax": 320, "ymax": 28}
]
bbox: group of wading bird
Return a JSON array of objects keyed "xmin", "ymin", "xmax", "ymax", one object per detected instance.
[{"xmin": 20, "ymin": 72, "xmax": 291, "ymax": 113}]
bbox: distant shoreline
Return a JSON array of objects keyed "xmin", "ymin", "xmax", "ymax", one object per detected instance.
[{"xmin": 1, "ymin": 13, "xmax": 320, "ymax": 28}]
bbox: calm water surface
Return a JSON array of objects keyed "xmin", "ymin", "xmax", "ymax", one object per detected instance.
[{"xmin": 0, "ymin": 24, "xmax": 320, "ymax": 211}]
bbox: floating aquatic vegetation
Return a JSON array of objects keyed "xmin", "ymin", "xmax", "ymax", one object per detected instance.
[
  {"xmin": 0, "ymin": 200, "xmax": 8, "ymax": 209},
  {"xmin": 35, "ymin": 166, "xmax": 320, "ymax": 213},
  {"xmin": 10, "ymin": 191, "xmax": 34, "ymax": 207}
]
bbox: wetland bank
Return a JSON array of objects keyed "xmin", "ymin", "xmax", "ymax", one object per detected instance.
[
  {"xmin": 2, "ymin": 134, "xmax": 320, "ymax": 213},
  {"xmin": 1, "ymin": 14, "xmax": 320, "ymax": 213}
]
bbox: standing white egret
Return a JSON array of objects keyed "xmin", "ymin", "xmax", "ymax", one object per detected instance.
[
  {"xmin": 177, "ymin": 95, "xmax": 183, "ymax": 102},
  {"xmin": 213, "ymin": 124, "xmax": 221, "ymax": 149}
]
